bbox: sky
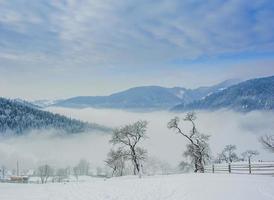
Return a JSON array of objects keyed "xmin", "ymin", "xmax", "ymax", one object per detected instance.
[{"xmin": 1, "ymin": 0, "xmax": 274, "ymax": 100}]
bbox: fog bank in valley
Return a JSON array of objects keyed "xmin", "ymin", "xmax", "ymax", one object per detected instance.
[{"xmin": 0, "ymin": 107, "xmax": 273, "ymax": 170}]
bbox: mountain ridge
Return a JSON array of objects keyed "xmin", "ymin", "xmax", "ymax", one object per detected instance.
[
  {"xmin": 172, "ymin": 76, "xmax": 274, "ymax": 112},
  {"xmin": 45, "ymin": 79, "xmax": 239, "ymax": 110},
  {"xmin": 0, "ymin": 97, "xmax": 109, "ymax": 135}
]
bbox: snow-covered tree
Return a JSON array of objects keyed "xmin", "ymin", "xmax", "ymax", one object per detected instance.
[
  {"xmin": 260, "ymin": 135, "xmax": 274, "ymax": 153},
  {"xmin": 217, "ymin": 145, "xmax": 239, "ymax": 163},
  {"xmin": 241, "ymin": 150, "xmax": 259, "ymax": 161},
  {"xmin": 168, "ymin": 112, "xmax": 211, "ymax": 173},
  {"xmin": 55, "ymin": 168, "xmax": 68, "ymax": 182},
  {"xmin": 0, "ymin": 97, "xmax": 107, "ymax": 135},
  {"xmin": 110, "ymin": 121, "xmax": 148, "ymax": 175},
  {"xmin": 0, "ymin": 165, "xmax": 7, "ymax": 179},
  {"xmin": 73, "ymin": 166, "xmax": 80, "ymax": 181},
  {"xmin": 105, "ymin": 148, "xmax": 127, "ymax": 177},
  {"xmin": 76, "ymin": 159, "xmax": 90, "ymax": 176},
  {"xmin": 178, "ymin": 161, "xmax": 193, "ymax": 173},
  {"xmin": 37, "ymin": 164, "xmax": 54, "ymax": 184}
]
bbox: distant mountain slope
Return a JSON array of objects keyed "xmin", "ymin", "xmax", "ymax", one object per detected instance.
[
  {"xmin": 53, "ymin": 80, "xmax": 239, "ymax": 110},
  {"xmin": 54, "ymin": 86, "xmax": 187, "ymax": 109},
  {"xmin": 0, "ymin": 98, "xmax": 109, "ymax": 135},
  {"xmin": 32, "ymin": 99, "xmax": 61, "ymax": 108},
  {"xmin": 172, "ymin": 76, "xmax": 274, "ymax": 112},
  {"xmin": 179, "ymin": 79, "xmax": 241, "ymax": 104},
  {"xmin": 14, "ymin": 98, "xmax": 42, "ymax": 109}
]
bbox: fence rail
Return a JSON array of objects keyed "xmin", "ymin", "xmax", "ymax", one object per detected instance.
[{"xmin": 204, "ymin": 161, "xmax": 274, "ymax": 175}]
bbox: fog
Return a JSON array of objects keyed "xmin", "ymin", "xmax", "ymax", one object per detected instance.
[{"xmin": 0, "ymin": 107, "xmax": 274, "ymax": 170}]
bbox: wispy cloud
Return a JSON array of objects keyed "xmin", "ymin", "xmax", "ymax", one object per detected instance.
[
  {"xmin": 0, "ymin": 0, "xmax": 274, "ymax": 99},
  {"xmin": 1, "ymin": 0, "xmax": 274, "ymax": 66}
]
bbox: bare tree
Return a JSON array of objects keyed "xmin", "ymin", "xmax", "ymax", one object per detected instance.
[
  {"xmin": 217, "ymin": 145, "xmax": 239, "ymax": 163},
  {"xmin": 73, "ymin": 166, "xmax": 80, "ymax": 181},
  {"xmin": 241, "ymin": 150, "xmax": 259, "ymax": 162},
  {"xmin": 110, "ymin": 120, "xmax": 148, "ymax": 175},
  {"xmin": 37, "ymin": 164, "xmax": 53, "ymax": 184},
  {"xmin": 178, "ymin": 161, "xmax": 193, "ymax": 173},
  {"xmin": 105, "ymin": 148, "xmax": 127, "ymax": 177},
  {"xmin": 260, "ymin": 135, "xmax": 274, "ymax": 153},
  {"xmin": 143, "ymin": 157, "xmax": 172, "ymax": 175},
  {"xmin": 96, "ymin": 167, "xmax": 102, "ymax": 176},
  {"xmin": 128, "ymin": 147, "xmax": 147, "ymax": 176},
  {"xmin": 55, "ymin": 168, "xmax": 68, "ymax": 182},
  {"xmin": 77, "ymin": 159, "xmax": 90, "ymax": 176},
  {"xmin": 214, "ymin": 153, "xmax": 224, "ymax": 164},
  {"xmin": 168, "ymin": 112, "xmax": 211, "ymax": 173},
  {"xmin": 1, "ymin": 165, "xmax": 7, "ymax": 180}
]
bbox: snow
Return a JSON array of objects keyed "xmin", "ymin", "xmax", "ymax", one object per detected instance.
[
  {"xmin": 32, "ymin": 99, "xmax": 60, "ymax": 107},
  {"xmin": 175, "ymin": 89, "xmax": 185, "ymax": 99},
  {"xmin": 0, "ymin": 173, "xmax": 273, "ymax": 200}
]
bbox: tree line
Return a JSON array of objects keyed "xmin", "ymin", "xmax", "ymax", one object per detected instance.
[
  {"xmin": 105, "ymin": 111, "xmax": 274, "ymax": 176},
  {"xmin": 0, "ymin": 97, "xmax": 107, "ymax": 135},
  {"xmin": 2, "ymin": 111, "xmax": 273, "ymax": 182}
]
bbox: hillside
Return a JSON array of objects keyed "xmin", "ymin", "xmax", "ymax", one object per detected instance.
[
  {"xmin": 172, "ymin": 76, "xmax": 274, "ymax": 112},
  {"xmin": 14, "ymin": 98, "xmax": 42, "ymax": 109},
  {"xmin": 0, "ymin": 98, "xmax": 109, "ymax": 135},
  {"xmin": 179, "ymin": 79, "xmax": 241, "ymax": 104},
  {"xmin": 54, "ymin": 86, "xmax": 186, "ymax": 109},
  {"xmin": 50, "ymin": 80, "xmax": 238, "ymax": 110}
]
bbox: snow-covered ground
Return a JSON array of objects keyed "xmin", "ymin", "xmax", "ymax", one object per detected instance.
[{"xmin": 0, "ymin": 174, "xmax": 273, "ymax": 200}]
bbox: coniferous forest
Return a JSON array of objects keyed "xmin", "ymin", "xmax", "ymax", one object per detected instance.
[{"xmin": 0, "ymin": 98, "xmax": 108, "ymax": 135}]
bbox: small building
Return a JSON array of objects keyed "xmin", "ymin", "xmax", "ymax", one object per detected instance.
[{"xmin": 10, "ymin": 176, "xmax": 29, "ymax": 183}]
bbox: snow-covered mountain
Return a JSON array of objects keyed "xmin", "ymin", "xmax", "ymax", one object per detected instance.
[
  {"xmin": 53, "ymin": 86, "xmax": 186, "ymax": 109},
  {"xmin": 177, "ymin": 79, "xmax": 241, "ymax": 105},
  {"xmin": 14, "ymin": 98, "xmax": 42, "ymax": 109},
  {"xmin": 172, "ymin": 76, "xmax": 274, "ymax": 112},
  {"xmin": 32, "ymin": 99, "xmax": 61, "ymax": 108},
  {"xmin": 52, "ymin": 80, "xmax": 239, "ymax": 110},
  {"xmin": 0, "ymin": 97, "xmax": 109, "ymax": 135}
]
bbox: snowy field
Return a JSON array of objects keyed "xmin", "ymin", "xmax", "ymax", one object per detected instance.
[{"xmin": 1, "ymin": 174, "xmax": 274, "ymax": 200}]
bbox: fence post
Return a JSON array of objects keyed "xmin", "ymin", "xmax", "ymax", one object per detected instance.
[
  {"xmin": 212, "ymin": 164, "xmax": 215, "ymax": 173},
  {"xmin": 248, "ymin": 158, "xmax": 251, "ymax": 174},
  {"xmin": 228, "ymin": 163, "xmax": 231, "ymax": 173}
]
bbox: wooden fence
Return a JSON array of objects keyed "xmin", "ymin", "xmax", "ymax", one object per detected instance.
[{"xmin": 204, "ymin": 161, "xmax": 274, "ymax": 175}]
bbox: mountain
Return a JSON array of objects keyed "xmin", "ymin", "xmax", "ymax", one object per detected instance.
[
  {"xmin": 178, "ymin": 79, "xmax": 241, "ymax": 105},
  {"xmin": 54, "ymin": 86, "xmax": 187, "ymax": 109},
  {"xmin": 172, "ymin": 76, "xmax": 274, "ymax": 112},
  {"xmin": 0, "ymin": 98, "xmax": 109, "ymax": 135},
  {"xmin": 14, "ymin": 98, "xmax": 42, "ymax": 109},
  {"xmin": 53, "ymin": 80, "xmax": 239, "ymax": 110},
  {"xmin": 32, "ymin": 99, "xmax": 61, "ymax": 108}
]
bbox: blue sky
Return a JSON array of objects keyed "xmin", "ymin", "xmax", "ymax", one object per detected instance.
[{"xmin": 1, "ymin": 0, "xmax": 274, "ymax": 100}]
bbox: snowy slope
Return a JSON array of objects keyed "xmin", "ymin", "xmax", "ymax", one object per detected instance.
[
  {"xmin": 0, "ymin": 174, "xmax": 273, "ymax": 200},
  {"xmin": 32, "ymin": 99, "xmax": 61, "ymax": 108},
  {"xmin": 52, "ymin": 79, "xmax": 239, "ymax": 110},
  {"xmin": 0, "ymin": 97, "xmax": 109, "ymax": 135},
  {"xmin": 54, "ymin": 86, "xmax": 186, "ymax": 109},
  {"xmin": 173, "ymin": 76, "xmax": 274, "ymax": 112}
]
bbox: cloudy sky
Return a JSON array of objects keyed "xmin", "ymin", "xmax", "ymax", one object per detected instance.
[{"xmin": 1, "ymin": 0, "xmax": 274, "ymax": 100}]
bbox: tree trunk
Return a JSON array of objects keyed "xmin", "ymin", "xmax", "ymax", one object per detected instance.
[
  {"xmin": 120, "ymin": 164, "xmax": 124, "ymax": 176},
  {"xmin": 112, "ymin": 167, "xmax": 116, "ymax": 177},
  {"xmin": 131, "ymin": 147, "xmax": 140, "ymax": 175},
  {"xmin": 193, "ymin": 148, "xmax": 204, "ymax": 173}
]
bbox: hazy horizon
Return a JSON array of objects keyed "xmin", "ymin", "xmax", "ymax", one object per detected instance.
[{"xmin": 2, "ymin": 74, "xmax": 274, "ymax": 101}]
